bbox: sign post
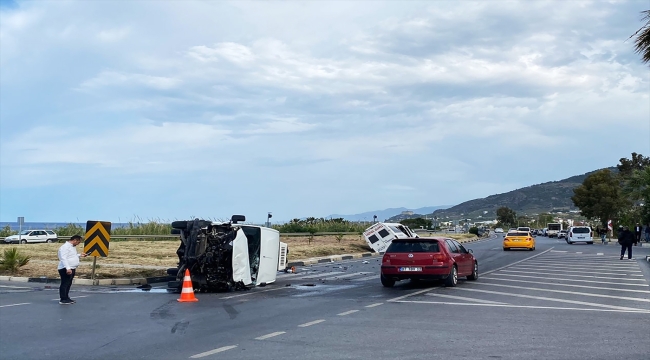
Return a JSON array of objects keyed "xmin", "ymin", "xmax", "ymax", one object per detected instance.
[
  {"xmin": 83, "ymin": 221, "xmax": 111, "ymax": 284},
  {"xmin": 17, "ymin": 217, "xmax": 24, "ymax": 244}
]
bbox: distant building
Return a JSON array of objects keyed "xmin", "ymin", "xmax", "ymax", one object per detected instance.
[{"xmin": 401, "ymin": 211, "xmax": 414, "ymax": 216}]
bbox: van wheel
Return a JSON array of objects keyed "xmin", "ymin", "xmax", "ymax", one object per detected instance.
[
  {"xmin": 380, "ymin": 274, "xmax": 395, "ymax": 288},
  {"xmin": 588, "ymin": 242, "xmax": 593, "ymax": 245},
  {"xmin": 467, "ymin": 262, "xmax": 478, "ymax": 281},
  {"xmin": 171, "ymin": 221, "xmax": 188, "ymax": 230},
  {"xmin": 445, "ymin": 266, "xmax": 458, "ymax": 287}
]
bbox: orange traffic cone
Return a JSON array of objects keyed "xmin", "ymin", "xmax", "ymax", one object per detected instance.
[{"xmin": 177, "ymin": 269, "xmax": 198, "ymax": 302}]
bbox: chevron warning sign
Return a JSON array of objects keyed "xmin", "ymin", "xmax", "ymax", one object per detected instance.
[{"xmin": 84, "ymin": 221, "xmax": 111, "ymax": 257}]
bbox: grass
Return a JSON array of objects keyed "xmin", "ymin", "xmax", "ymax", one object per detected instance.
[{"xmin": 1, "ymin": 233, "xmax": 480, "ymax": 279}]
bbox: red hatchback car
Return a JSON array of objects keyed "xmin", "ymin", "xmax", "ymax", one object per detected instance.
[{"xmin": 380, "ymin": 237, "xmax": 478, "ymax": 287}]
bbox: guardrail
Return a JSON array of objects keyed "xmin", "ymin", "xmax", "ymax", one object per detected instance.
[{"xmin": 0, "ymin": 232, "xmax": 363, "ymax": 242}]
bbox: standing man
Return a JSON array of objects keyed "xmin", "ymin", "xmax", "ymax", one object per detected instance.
[
  {"xmin": 645, "ymin": 223, "xmax": 650, "ymax": 243},
  {"xmin": 57, "ymin": 235, "xmax": 87, "ymax": 304},
  {"xmin": 618, "ymin": 226, "xmax": 635, "ymax": 260},
  {"xmin": 633, "ymin": 223, "xmax": 642, "ymax": 246}
]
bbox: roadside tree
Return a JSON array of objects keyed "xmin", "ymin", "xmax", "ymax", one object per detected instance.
[
  {"xmin": 630, "ymin": 10, "xmax": 650, "ymax": 65},
  {"xmin": 571, "ymin": 169, "xmax": 625, "ymax": 228},
  {"xmin": 496, "ymin": 207, "xmax": 517, "ymax": 228}
]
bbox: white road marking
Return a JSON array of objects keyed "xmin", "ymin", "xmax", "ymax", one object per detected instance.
[
  {"xmin": 0, "ymin": 285, "xmax": 30, "ymax": 289},
  {"xmin": 0, "ymin": 303, "xmax": 30, "ymax": 308},
  {"xmin": 576, "ymin": 252, "xmax": 583, "ymax": 254},
  {"xmin": 487, "ymin": 273, "xmax": 649, "ymax": 287},
  {"xmin": 298, "ymin": 271, "xmax": 345, "ymax": 279},
  {"xmin": 321, "ymin": 272, "xmax": 368, "ymax": 280},
  {"xmin": 425, "ymin": 293, "xmax": 507, "ymax": 304},
  {"xmin": 391, "ymin": 300, "xmax": 650, "ymax": 314},
  {"xmin": 472, "ymin": 282, "xmax": 650, "ymax": 303},
  {"xmin": 255, "ymin": 331, "xmax": 285, "ymax": 340},
  {"xmin": 189, "ymin": 345, "xmax": 238, "ymax": 358},
  {"xmin": 510, "ymin": 264, "xmax": 642, "ymax": 274},
  {"xmin": 365, "ymin": 303, "xmax": 383, "ymax": 308},
  {"xmin": 482, "ymin": 248, "xmax": 555, "ymax": 276},
  {"xmin": 351, "ymin": 275, "xmax": 378, "ymax": 282},
  {"xmin": 597, "ymin": 253, "xmax": 604, "ymax": 256},
  {"xmin": 219, "ymin": 287, "xmax": 284, "ymax": 300},
  {"xmin": 550, "ymin": 250, "xmax": 568, "ymax": 253},
  {"xmin": 298, "ymin": 319, "xmax": 325, "ymax": 327},
  {"xmin": 337, "ymin": 310, "xmax": 360, "ymax": 316},
  {"xmin": 498, "ymin": 269, "xmax": 647, "ymax": 281},
  {"xmin": 483, "ymin": 277, "xmax": 650, "ymax": 293},
  {"xmin": 454, "ymin": 287, "xmax": 645, "ymax": 311},
  {"xmin": 523, "ymin": 261, "xmax": 640, "ymax": 270}
]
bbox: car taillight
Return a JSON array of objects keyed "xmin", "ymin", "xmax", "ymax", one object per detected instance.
[
  {"xmin": 433, "ymin": 254, "xmax": 446, "ymax": 262},
  {"xmin": 382, "ymin": 254, "xmax": 390, "ymax": 264}
]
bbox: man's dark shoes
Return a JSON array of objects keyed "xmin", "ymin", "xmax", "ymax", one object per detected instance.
[
  {"xmin": 620, "ymin": 256, "xmax": 624, "ymax": 260},
  {"xmin": 59, "ymin": 299, "xmax": 73, "ymax": 305}
]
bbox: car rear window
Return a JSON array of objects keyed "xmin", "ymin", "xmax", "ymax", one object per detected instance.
[
  {"xmin": 507, "ymin": 232, "xmax": 529, "ymax": 237},
  {"xmin": 387, "ymin": 241, "xmax": 439, "ymax": 253},
  {"xmin": 572, "ymin": 228, "xmax": 591, "ymax": 233}
]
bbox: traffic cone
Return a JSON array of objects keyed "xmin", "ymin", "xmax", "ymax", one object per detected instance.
[{"xmin": 177, "ymin": 269, "xmax": 198, "ymax": 302}]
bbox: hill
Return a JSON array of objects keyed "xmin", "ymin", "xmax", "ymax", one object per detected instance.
[
  {"xmin": 327, "ymin": 205, "xmax": 450, "ymax": 222},
  {"xmin": 386, "ymin": 169, "xmax": 613, "ymax": 222}
]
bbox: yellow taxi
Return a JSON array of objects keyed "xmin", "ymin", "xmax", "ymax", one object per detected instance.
[{"xmin": 503, "ymin": 231, "xmax": 535, "ymax": 251}]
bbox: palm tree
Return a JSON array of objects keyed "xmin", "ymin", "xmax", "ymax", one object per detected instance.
[{"xmin": 630, "ymin": 10, "xmax": 650, "ymax": 65}]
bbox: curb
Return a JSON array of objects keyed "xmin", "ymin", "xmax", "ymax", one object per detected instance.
[
  {"xmin": 287, "ymin": 252, "xmax": 379, "ymax": 267},
  {"xmin": 0, "ymin": 275, "xmax": 172, "ymax": 286}
]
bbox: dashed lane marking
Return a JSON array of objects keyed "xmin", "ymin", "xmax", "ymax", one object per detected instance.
[
  {"xmin": 0, "ymin": 285, "xmax": 31, "ymax": 289},
  {"xmin": 425, "ymin": 293, "xmax": 508, "ymax": 305},
  {"xmin": 483, "ymin": 277, "xmax": 650, "ymax": 293},
  {"xmin": 454, "ymin": 287, "xmax": 645, "ymax": 311},
  {"xmin": 390, "ymin": 301, "xmax": 650, "ymax": 314},
  {"xmin": 321, "ymin": 272, "xmax": 368, "ymax": 280},
  {"xmin": 472, "ymin": 282, "xmax": 650, "ymax": 303},
  {"xmin": 0, "ymin": 303, "xmax": 30, "ymax": 308},
  {"xmin": 189, "ymin": 345, "xmax": 238, "ymax": 358},
  {"xmin": 522, "ymin": 261, "xmax": 640, "ymax": 270},
  {"xmin": 298, "ymin": 319, "xmax": 326, "ymax": 327},
  {"xmin": 255, "ymin": 331, "xmax": 285, "ymax": 340},
  {"xmin": 498, "ymin": 269, "xmax": 647, "ymax": 281},
  {"xmin": 219, "ymin": 287, "xmax": 285, "ymax": 300},
  {"xmin": 337, "ymin": 310, "xmax": 359, "ymax": 316},
  {"xmin": 597, "ymin": 253, "xmax": 604, "ymax": 255},
  {"xmin": 298, "ymin": 271, "xmax": 345, "ymax": 279},
  {"xmin": 351, "ymin": 275, "xmax": 378, "ymax": 282},
  {"xmin": 488, "ymin": 273, "xmax": 649, "ymax": 287},
  {"xmin": 365, "ymin": 303, "xmax": 383, "ymax": 308}
]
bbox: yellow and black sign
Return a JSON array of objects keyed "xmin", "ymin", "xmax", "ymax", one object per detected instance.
[{"xmin": 84, "ymin": 221, "xmax": 111, "ymax": 257}]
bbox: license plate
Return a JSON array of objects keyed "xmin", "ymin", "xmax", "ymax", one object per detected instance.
[{"xmin": 399, "ymin": 267, "xmax": 422, "ymax": 272}]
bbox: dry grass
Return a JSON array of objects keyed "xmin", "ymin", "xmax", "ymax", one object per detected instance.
[{"xmin": 1, "ymin": 233, "xmax": 480, "ymax": 279}]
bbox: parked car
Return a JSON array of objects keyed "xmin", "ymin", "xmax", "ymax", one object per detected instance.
[
  {"xmin": 566, "ymin": 226, "xmax": 593, "ymax": 245},
  {"xmin": 3, "ymin": 230, "xmax": 58, "ymax": 244},
  {"xmin": 517, "ymin": 227, "xmax": 531, "ymax": 233},
  {"xmin": 503, "ymin": 231, "xmax": 535, "ymax": 251},
  {"xmin": 380, "ymin": 237, "xmax": 478, "ymax": 288},
  {"xmin": 557, "ymin": 230, "xmax": 568, "ymax": 239}
]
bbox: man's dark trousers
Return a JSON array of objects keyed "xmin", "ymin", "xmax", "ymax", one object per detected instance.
[
  {"xmin": 58, "ymin": 268, "xmax": 75, "ymax": 301},
  {"xmin": 620, "ymin": 244, "xmax": 632, "ymax": 259}
]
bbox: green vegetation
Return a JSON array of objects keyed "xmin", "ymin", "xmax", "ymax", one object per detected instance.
[
  {"xmin": 572, "ymin": 153, "xmax": 650, "ymax": 228},
  {"xmin": 0, "ymin": 247, "xmax": 31, "ymax": 275},
  {"xmin": 630, "ymin": 10, "xmax": 650, "ymax": 65},
  {"xmin": 468, "ymin": 227, "xmax": 479, "ymax": 236},
  {"xmin": 273, "ymin": 217, "xmax": 368, "ymax": 233},
  {"xmin": 399, "ymin": 218, "xmax": 432, "ymax": 229},
  {"xmin": 496, "ymin": 207, "xmax": 517, "ymax": 228}
]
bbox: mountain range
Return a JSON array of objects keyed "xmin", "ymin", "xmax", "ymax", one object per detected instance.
[{"xmin": 337, "ymin": 169, "xmax": 607, "ymax": 223}]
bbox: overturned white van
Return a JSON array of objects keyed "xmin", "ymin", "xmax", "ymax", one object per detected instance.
[
  {"xmin": 168, "ymin": 216, "xmax": 288, "ymax": 292},
  {"xmin": 363, "ymin": 222, "xmax": 419, "ymax": 253}
]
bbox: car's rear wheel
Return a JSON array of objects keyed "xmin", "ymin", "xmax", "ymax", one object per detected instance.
[
  {"xmin": 380, "ymin": 274, "xmax": 395, "ymax": 288},
  {"xmin": 46, "ymin": 239, "xmax": 53, "ymax": 243},
  {"xmin": 20, "ymin": 240, "xmax": 27, "ymax": 244},
  {"xmin": 467, "ymin": 262, "xmax": 478, "ymax": 281},
  {"xmin": 445, "ymin": 266, "xmax": 458, "ymax": 287},
  {"xmin": 503, "ymin": 247, "xmax": 509, "ymax": 251},
  {"xmin": 588, "ymin": 242, "xmax": 593, "ymax": 245}
]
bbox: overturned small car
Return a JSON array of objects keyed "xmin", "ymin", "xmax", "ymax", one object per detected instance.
[{"xmin": 168, "ymin": 215, "xmax": 288, "ymax": 292}]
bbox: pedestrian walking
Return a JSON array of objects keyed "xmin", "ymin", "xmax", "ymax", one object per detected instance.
[
  {"xmin": 645, "ymin": 223, "xmax": 650, "ymax": 243},
  {"xmin": 599, "ymin": 227, "xmax": 608, "ymax": 244},
  {"xmin": 633, "ymin": 223, "xmax": 642, "ymax": 246},
  {"xmin": 618, "ymin": 226, "xmax": 635, "ymax": 260},
  {"xmin": 57, "ymin": 235, "xmax": 87, "ymax": 304}
]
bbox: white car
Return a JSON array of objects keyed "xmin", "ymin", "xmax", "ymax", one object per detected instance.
[
  {"xmin": 495, "ymin": 228, "xmax": 504, "ymax": 233},
  {"xmin": 4, "ymin": 230, "xmax": 58, "ymax": 244},
  {"xmin": 566, "ymin": 226, "xmax": 593, "ymax": 245}
]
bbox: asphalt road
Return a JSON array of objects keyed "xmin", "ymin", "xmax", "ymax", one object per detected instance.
[{"xmin": 1, "ymin": 234, "xmax": 649, "ymax": 360}]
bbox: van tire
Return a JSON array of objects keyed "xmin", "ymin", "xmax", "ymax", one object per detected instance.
[
  {"xmin": 171, "ymin": 221, "xmax": 188, "ymax": 230},
  {"xmin": 380, "ymin": 274, "xmax": 395, "ymax": 288}
]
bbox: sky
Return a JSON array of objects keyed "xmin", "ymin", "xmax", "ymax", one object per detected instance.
[{"xmin": 1, "ymin": 0, "xmax": 649, "ymax": 224}]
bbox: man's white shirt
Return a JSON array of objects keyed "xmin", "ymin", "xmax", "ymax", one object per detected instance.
[{"xmin": 58, "ymin": 242, "xmax": 81, "ymax": 270}]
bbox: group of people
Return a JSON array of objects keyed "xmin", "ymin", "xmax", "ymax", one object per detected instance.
[{"xmin": 618, "ymin": 223, "xmax": 650, "ymax": 260}]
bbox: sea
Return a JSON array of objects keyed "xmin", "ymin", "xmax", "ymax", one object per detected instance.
[{"xmin": 0, "ymin": 222, "xmax": 137, "ymax": 231}]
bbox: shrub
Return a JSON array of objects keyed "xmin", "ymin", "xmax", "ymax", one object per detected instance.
[
  {"xmin": 335, "ymin": 234, "xmax": 344, "ymax": 243},
  {"xmin": 0, "ymin": 247, "xmax": 31, "ymax": 274},
  {"xmin": 0, "ymin": 225, "xmax": 15, "ymax": 237},
  {"xmin": 469, "ymin": 227, "xmax": 479, "ymax": 236}
]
